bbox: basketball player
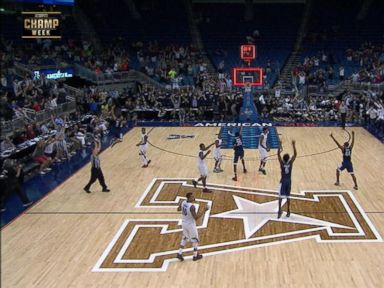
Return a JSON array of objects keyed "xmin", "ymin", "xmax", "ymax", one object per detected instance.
[
  {"xmin": 213, "ymin": 134, "xmax": 224, "ymax": 173},
  {"xmin": 192, "ymin": 142, "xmax": 215, "ymax": 193},
  {"xmin": 177, "ymin": 192, "xmax": 209, "ymax": 262},
  {"xmin": 330, "ymin": 131, "xmax": 358, "ymax": 190},
  {"xmin": 110, "ymin": 115, "xmax": 126, "ymax": 148},
  {"xmin": 84, "ymin": 138, "xmax": 110, "ymax": 193},
  {"xmin": 232, "ymin": 127, "xmax": 247, "ymax": 181},
  {"xmin": 258, "ymin": 127, "xmax": 270, "ymax": 175},
  {"xmin": 136, "ymin": 128, "xmax": 151, "ymax": 168},
  {"xmin": 277, "ymin": 140, "xmax": 297, "ymax": 218}
]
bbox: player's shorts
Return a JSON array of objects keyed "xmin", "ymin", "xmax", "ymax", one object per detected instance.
[
  {"xmin": 338, "ymin": 161, "xmax": 354, "ymax": 174},
  {"xmin": 233, "ymin": 150, "xmax": 244, "ymax": 164},
  {"xmin": 198, "ymin": 163, "xmax": 208, "ymax": 177},
  {"xmin": 213, "ymin": 149, "xmax": 222, "ymax": 161},
  {"xmin": 139, "ymin": 144, "xmax": 148, "ymax": 154},
  {"xmin": 278, "ymin": 180, "xmax": 291, "ymax": 198},
  {"xmin": 182, "ymin": 223, "xmax": 199, "ymax": 242},
  {"xmin": 259, "ymin": 147, "xmax": 268, "ymax": 161}
]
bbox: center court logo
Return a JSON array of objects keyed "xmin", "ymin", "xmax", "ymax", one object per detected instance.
[{"xmin": 93, "ymin": 179, "xmax": 382, "ymax": 272}]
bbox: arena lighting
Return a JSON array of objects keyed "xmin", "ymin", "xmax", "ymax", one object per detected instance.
[{"xmin": 232, "ymin": 67, "xmax": 263, "ymax": 86}]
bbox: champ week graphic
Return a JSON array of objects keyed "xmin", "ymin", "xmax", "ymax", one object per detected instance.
[
  {"xmin": 94, "ymin": 179, "xmax": 382, "ymax": 272},
  {"xmin": 22, "ymin": 11, "xmax": 61, "ymax": 39}
]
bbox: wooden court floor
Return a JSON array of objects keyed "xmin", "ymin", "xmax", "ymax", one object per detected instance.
[{"xmin": 1, "ymin": 127, "xmax": 384, "ymax": 288}]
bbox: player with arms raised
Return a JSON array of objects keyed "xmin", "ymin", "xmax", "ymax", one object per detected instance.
[
  {"xmin": 277, "ymin": 140, "xmax": 297, "ymax": 218},
  {"xmin": 330, "ymin": 131, "xmax": 358, "ymax": 190},
  {"xmin": 177, "ymin": 192, "xmax": 209, "ymax": 262}
]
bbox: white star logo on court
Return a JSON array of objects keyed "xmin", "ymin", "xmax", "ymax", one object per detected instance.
[{"xmin": 212, "ymin": 196, "xmax": 353, "ymax": 239}]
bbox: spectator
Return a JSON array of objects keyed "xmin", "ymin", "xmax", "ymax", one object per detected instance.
[
  {"xmin": 339, "ymin": 66, "xmax": 345, "ymax": 81},
  {"xmin": 44, "ymin": 136, "xmax": 56, "ymax": 161},
  {"xmin": 0, "ymin": 137, "xmax": 15, "ymax": 152},
  {"xmin": 0, "ymin": 159, "xmax": 32, "ymax": 212},
  {"xmin": 32, "ymin": 139, "xmax": 53, "ymax": 175}
]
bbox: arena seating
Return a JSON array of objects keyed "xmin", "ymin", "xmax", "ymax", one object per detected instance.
[
  {"xmin": 196, "ymin": 3, "xmax": 304, "ymax": 87},
  {"xmin": 301, "ymin": 0, "xmax": 384, "ymax": 84}
]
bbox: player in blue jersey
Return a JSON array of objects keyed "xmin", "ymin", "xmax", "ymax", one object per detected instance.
[
  {"xmin": 232, "ymin": 127, "xmax": 247, "ymax": 181},
  {"xmin": 277, "ymin": 140, "xmax": 297, "ymax": 218},
  {"xmin": 330, "ymin": 131, "xmax": 358, "ymax": 190}
]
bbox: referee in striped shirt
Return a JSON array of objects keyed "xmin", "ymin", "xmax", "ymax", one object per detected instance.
[{"xmin": 84, "ymin": 138, "xmax": 110, "ymax": 193}]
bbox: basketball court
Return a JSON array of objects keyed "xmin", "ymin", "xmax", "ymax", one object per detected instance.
[{"xmin": 1, "ymin": 126, "xmax": 384, "ymax": 287}]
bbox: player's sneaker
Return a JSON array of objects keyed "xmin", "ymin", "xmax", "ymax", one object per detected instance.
[
  {"xmin": 176, "ymin": 254, "xmax": 184, "ymax": 261},
  {"xmin": 202, "ymin": 188, "xmax": 212, "ymax": 193},
  {"xmin": 262, "ymin": 169, "xmax": 266, "ymax": 175},
  {"xmin": 243, "ymin": 168, "xmax": 247, "ymax": 173},
  {"xmin": 193, "ymin": 254, "xmax": 203, "ymax": 261},
  {"xmin": 213, "ymin": 168, "xmax": 219, "ymax": 173},
  {"xmin": 192, "ymin": 180, "xmax": 197, "ymax": 188},
  {"xmin": 334, "ymin": 182, "xmax": 340, "ymax": 186},
  {"xmin": 83, "ymin": 187, "xmax": 91, "ymax": 193},
  {"xmin": 353, "ymin": 186, "xmax": 358, "ymax": 190},
  {"xmin": 232, "ymin": 176, "xmax": 237, "ymax": 181},
  {"xmin": 147, "ymin": 160, "xmax": 151, "ymax": 166},
  {"xmin": 142, "ymin": 165, "xmax": 148, "ymax": 168},
  {"xmin": 286, "ymin": 211, "xmax": 290, "ymax": 217},
  {"xmin": 102, "ymin": 188, "xmax": 110, "ymax": 192},
  {"xmin": 277, "ymin": 210, "xmax": 282, "ymax": 219},
  {"xmin": 219, "ymin": 168, "xmax": 224, "ymax": 172}
]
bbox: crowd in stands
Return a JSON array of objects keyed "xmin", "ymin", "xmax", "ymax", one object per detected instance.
[
  {"xmin": 255, "ymin": 88, "xmax": 384, "ymax": 128},
  {"xmin": 133, "ymin": 41, "xmax": 208, "ymax": 87},
  {"xmin": 74, "ymin": 75, "xmax": 240, "ymax": 123},
  {"xmin": 292, "ymin": 42, "xmax": 384, "ymax": 91},
  {"xmin": 345, "ymin": 42, "xmax": 384, "ymax": 84},
  {"xmin": 1, "ymin": 38, "xmax": 128, "ymax": 74},
  {"xmin": 0, "ymin": 73, "xmax": 70, "ymax": 122}
]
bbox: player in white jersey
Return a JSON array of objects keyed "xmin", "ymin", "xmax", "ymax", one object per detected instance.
[
  {"xmin": 258, "ymin": 127, "xmax": 270, "ymax": 175},
  {"xmin": 177, "ymin": 192, "xmax": 209, "ymax": 262},
  {"xmin": 136, "ymin": 127, "xmax": 151, "ymax": 168},
  {"xmin": 213, "ymin": 135, "xmax": 224, "ymax": 173},
  {"xmin": 192, "ymin": 142, "xmax": 215, "ymax": 193}
]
